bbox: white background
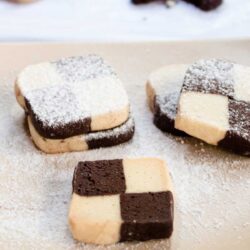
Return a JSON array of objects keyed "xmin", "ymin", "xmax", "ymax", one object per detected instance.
[{"xmin": 0, "ymin": 0, "xmax": 249, "ymax": 41}]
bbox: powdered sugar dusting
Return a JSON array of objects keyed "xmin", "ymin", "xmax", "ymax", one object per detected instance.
[
  {"xmin": 54, "ymin": 55, "xmax": 116, "ymax": 82},
  {"xmin": 228, "ymin": 99, "xmax": 250, "ymax": 145},
  {"xmin": 86, "ymin": 116, "xmax": 134, "ymax": 141},
  {"xmin": 26, "ymin": 85, "xmax": 89, "ymax": 127},
  {"xmin": 149, "ymin": 64, "xmax": 187, "ymax": 121},
  {"xmin": 1, "ymin": 64, "xmax": 250, "ymax": 250},
  {"xmin": 156, "ymin": 92, "xmax": 179, "ymax": 119},
  {"xmin": 180, "ymin": 59, "xmax": 250, "ymax": 152},
  {"xmin": 183, "ymin": 59, "xmax": 234, "ymax": 97},
  {"xmin": 21, "ymin": 55, "xmax": 129, "ymax": 127}
]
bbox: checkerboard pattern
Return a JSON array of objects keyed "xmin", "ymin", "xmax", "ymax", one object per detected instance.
[
  {"xmin": 68, "ymin": 158, "xmax": 174, "ymax": 245},
  {"xmin": 20, "ymin": 55, "xmax": 129, "ymax": 138},
  {"xmin": 174, "ymin": 59, "xmax": 250, "ymax": 155}
]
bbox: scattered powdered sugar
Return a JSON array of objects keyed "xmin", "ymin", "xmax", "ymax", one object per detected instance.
[
  {"xmin": 21, "ymin": 55, "xmax": 128, "ymax": 127},
  {"xmin": 85, "ymin": 116, "xmax": 134, "ymax": 141},
  {"xmin": 183, "ymin": 59, "xmax": 234, "ymax": 97},
  {"xmin": 0, "ymin": 65, "xmax": 250, "ymax": 250}
]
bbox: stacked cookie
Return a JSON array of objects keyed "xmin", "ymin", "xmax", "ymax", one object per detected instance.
[
  {"xmin": 69, "ymin": 158, "xmax": 174, "ymax": 245},
  {"xmin": 15, "ymin": 55, "xmax": 135, "ymax": 153},
  {"xmin": 147, "ymin": 59, "xmax": 250, "ymax": 156}
]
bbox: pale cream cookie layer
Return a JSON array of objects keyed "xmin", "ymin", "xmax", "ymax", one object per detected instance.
[{"xmin": 175, "ymin": 92, "xmax": 229, "ymax": 145}]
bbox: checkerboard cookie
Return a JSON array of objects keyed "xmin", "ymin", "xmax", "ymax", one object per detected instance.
[
  {"xmin": 147, "ymin": 59, "xmax": 250, "ymax": 156},
  {"xmin": 176, "ymin": 59, "xmax": 250, "ymax": 155},
  {"xmin": 15, "ymin": 55, "xmax": 134, "ymax": 153},
  {"xmin": 68, "ymin": 158, "xmax": 174, "ymax": 245}
]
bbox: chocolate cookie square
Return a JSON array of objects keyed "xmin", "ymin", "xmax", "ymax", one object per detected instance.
[{"xmin": 120, "ymin": 191, "xmax": 174, "ymax": 241}]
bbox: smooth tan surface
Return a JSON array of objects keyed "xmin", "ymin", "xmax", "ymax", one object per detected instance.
[
  {"xmin": 175, "ymin": 92, "xmax": 229, "ymax": 145},
  {"xmin": 69, "ymin": 194, "xmax": 122, "ymax": 245},
  {"xmin": 123, "ymin": 158, "xmax": 172, "ymax": 193},
  {"xmin": 0, "ymin": 41, "xmax": 250, "ymax": 250}
]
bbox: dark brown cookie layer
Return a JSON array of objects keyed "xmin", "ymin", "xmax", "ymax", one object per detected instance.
[
  {"xmin": 87, "ymin": 121, "xmax": 135, "ymax": 150},
  {"xmin": 154, "ymin": 94, "xmax": 186, "ymax": 136},
  {"xmin": 73, "ymin": 160, "xmax": 126, "ymax": 196},
  {"xmin": 219, "ymin": 99, "xmax": 250, "ymax": 156},
  {"xmin": 120, "ymin": 191, "xmax": 174, "ymax": 241},
  {"xmin": 182, "ymin": 59, "xmax": 234, "ymax": 97},
  {"xmin": 183, "ymin": 0, "xmax": 222, "ymax": 11},
  {"xmin": 26, "ymin": 98, "xmax": 91, "ymax": 139},
  {"xmin": 28, "ymin": 115, "xmax": 134, "ymax": 153}
]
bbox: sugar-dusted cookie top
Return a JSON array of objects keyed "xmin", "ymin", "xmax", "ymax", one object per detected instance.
[
  {"xmin": 183, "ymin": 59, "xmax": 234, "ymax": 97},
  {"xmin": 16, "ymin": 55, "xmax": 130, "ymax": 139},
  {"xmin": 176, "ymin": 59, "xmax": 250, "ymax": 155},
  {"xmin": 183, "ymin": 59, "xmax": 250, "ymax": 103}
]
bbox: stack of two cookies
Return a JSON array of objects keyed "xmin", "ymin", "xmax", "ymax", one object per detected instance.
[
  {"xmin": 15, "ymin": 55, "xmax": 135, "ymax": 153},
  {"xmin": 14, "ymin": 55, "xmax": 174, "ymax": 245}
]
